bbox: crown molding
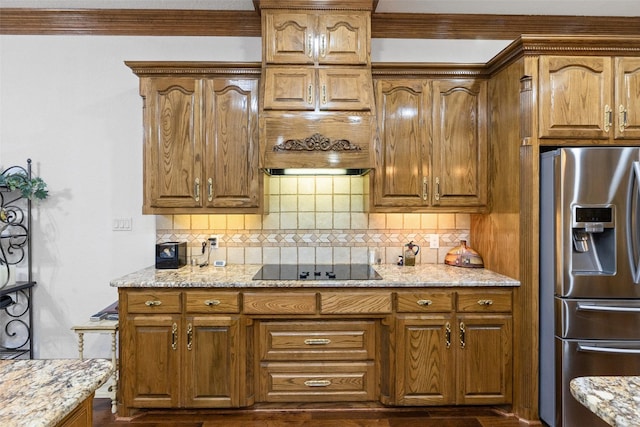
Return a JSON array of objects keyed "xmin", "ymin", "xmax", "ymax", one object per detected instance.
[{"xmin": 1, "ymin": 8, "xmax": 638, "ymax": 39}]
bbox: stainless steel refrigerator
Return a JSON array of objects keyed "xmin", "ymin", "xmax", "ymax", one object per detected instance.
[{"xmin": 540, "ymin": 147, "xmax": 640, "ymax": 427}]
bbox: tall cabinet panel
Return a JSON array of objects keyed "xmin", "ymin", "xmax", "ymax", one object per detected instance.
[
  {"xmin": 142, "ymin": 77, "xmax": 203, "ymax": 210},
  {"xmin": 431, "ymin": 80, "xmax": 488, "ymax": 207},
  {"xmin": 373, "ymin": 79, "xmax": 429, "ymax": 208},
  {"xmin": 204, "ymin": 78, "xmax": 260, "ymax": 209}
]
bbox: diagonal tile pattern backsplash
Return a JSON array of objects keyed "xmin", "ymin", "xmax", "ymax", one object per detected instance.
[{"xmin": 157, "ymin": 175, "xmax": 470, "ymax": 265}]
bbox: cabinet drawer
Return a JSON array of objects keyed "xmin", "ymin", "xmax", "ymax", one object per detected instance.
[
  {"xmin": 126, "ymin": 291, "xmax": 182, "ymax": 313},
  {"xmin": 259, "ymin": 321, "xmax": 375, "ymax": 361},
  {"xmin": 396, "ymin": 291, "xmax": 454, "ymax": 313},
  {"xmin": 260, "ymin": 362, "xmax": 375, "ymax": 402},
  {"xmin": 185, "ymin": 291, "xmax": 240, "ymax": 313},
  {"xmin": 457, "ymin": 290, "xmax": 512, "ymax": 313},
  {"xmin": 243, "ymin": 292, "xmax": 316, "ymax": 314},
  {"xmin": 320, "ymin": 292, "xmax": 392, "ymax": 314}
]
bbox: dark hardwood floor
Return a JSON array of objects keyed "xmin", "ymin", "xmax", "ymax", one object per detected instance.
[{"xmin": 93, "ymin": 399, "xmax": 523, "ymax": 427}]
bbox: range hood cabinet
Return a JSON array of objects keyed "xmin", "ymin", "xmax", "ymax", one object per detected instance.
[
  {"xmin": 258, "ymin": 2, "xmax": 376, "ymax": 176},
  {"xmin": 259, "ymin": 112, "xmax": 376, "ymax": 175}
]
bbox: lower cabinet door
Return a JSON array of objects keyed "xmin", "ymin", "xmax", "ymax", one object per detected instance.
[
  {"xmin": 259, "ymin": 361, "xmax": 375, "ymax": 402},
  {"xmin": 395, "ymin": 315, "xmax": 454, "ymax": 405},
  {"xmin": 123, "ymin": 314, "xmax": 181, "ymax": 408},
  {"xmin": 183, "ymin": 315, "xmax": 240, "ymax": 407},
  {"xmin": 456, "ymin": 314, "xmax": 512, "ymax": 405}
]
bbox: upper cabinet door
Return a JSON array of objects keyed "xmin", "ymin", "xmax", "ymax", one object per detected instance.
[
  {"xmin": 204, "ymin": 78, "xmax": 261, "ymax": 209},
  {"xmin": 317, "ymin": 14, "xmax": 369, "ymax": 65},
  {"xmin": 263, "ymin": 11, "xmax": 369, "ymax": 66},
  {"xmin": 615, "ymin": 57, "xmax": 640, "ymax": 140},
  {"xmin": 142, "ymin": 77, "xmax": 204, "ymax": 210},
  {"xmin": 431, "ymin": 80, "xmax": 487, "ymax": 207},
  {"xmin": 539, "ymin": 56, "xmax": 613, "ymax": 139},
  {"xmin": 318, "ymin": 68, "xmax": 373, "ymax": 111},
  {"xmin": 263, "ymin": 67, "xmax": 316, "ymax": 110},
  {"xmin": 373, "ymin": 79, "xmax": 430, "ymax": 208},
  {"xmin": 264, "ymin": 12, "xmax": 315, "ymax": 64}
]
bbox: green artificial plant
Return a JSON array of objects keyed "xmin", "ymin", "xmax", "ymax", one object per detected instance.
[{"xmin": 0, "ymin": 173, "xmax": 48, "ymax": 200}]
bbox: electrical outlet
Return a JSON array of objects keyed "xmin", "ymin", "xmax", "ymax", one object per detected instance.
[
  {"xmin": 428, "ymin": 234, "xmax": 439, "ymax": 248},
  {"xmin": 208, "ymin": 235, "xmax": 219, "ymax": 249}
]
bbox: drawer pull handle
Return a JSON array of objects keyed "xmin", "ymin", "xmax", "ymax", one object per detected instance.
[
  {"xmin": 304, "ymin": 380, "xmax": 332, "ymax": 387},
  {"xmin": 186, "ymin": 323, "xmax": 193, "ymax": 351},
  {"xmin": 145, "ymin": 300, "xmax": 162, "ymax": 307},
  {"xmin": 445, "ymin": 322, "xmax": 451, "ymax": 349},
  {"xmin": 417, "ymin": 299, "xmax": 433, "ymax": 306},
  {"xmin": 477, "ymin": 299, "xmax": 494, "ymax": 306},
  {"xmin": 604, "ymin": 104, "xmax": 613, "ymax": 132},
  {"xmin": 304, "ymin": 338, "xmax": 331, "ymax": 345},
  {"xmin": 171, "ymin": 322, "xmax": 178, "ymax": 351},
  {"xmin": 204, "ymin": 299, "xmax": 221, "ymax": 307}
]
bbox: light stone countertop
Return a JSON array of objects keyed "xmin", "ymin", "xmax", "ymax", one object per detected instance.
[
  {"xmin": 570, "ymin": 376, "xmax": 640, "ymax": 427},
  {"xmin": 0, "ymin": 358, "xmax": 113, "ymax": 427},
  {"xmin": 110, "ymin": 263, "xmax": 519, "ymax": 288}
]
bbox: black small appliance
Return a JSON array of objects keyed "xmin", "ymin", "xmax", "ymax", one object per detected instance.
[{"xmin": 155, "ymin": 241, "xmax": 187, "ymax": 269}]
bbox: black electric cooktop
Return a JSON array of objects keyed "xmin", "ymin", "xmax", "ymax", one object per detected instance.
[{"xmin": 253, "ymin": 264, "xmax": 382, "ymax": 281}]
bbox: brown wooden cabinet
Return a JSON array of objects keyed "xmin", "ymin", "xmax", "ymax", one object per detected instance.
[
  {"xmin": 133, "ymin": 68, "xmax": 262, "ymax": 214},
  {"xmin": 389, "ymin": 289, "xmax": 512, "ymax": 406},
  {"xmin": 261, "ymin": 9, "xmax": 374, "ymax": 114},
  {"xmin": 263, "ymin": 10, "xmax": 369, "ymax": 66},
  {"xmin": 263, "ymin": 66, "xmax": 373, "ymax": 111},
  {"xmin": 119, "ymin": 290, "xmax": 252, "ymax": 416},
  {"xmin": 372, "ymin": 78, "xmax": 488, "ymax": 211},
  {"xmin": 119, "ymin": 286, "xmax": 512, "ymax": 416},
  {"xmin": 539, "ymin": 56, "xmax": 640, "ymax": 141},
  {"xmin": 257, "ymin": 320, "xmax": 377, "ymax": 402}
]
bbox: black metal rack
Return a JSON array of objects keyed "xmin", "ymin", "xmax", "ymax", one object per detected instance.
[{"xmin": 0, "ymin": 159, "xmax": 36, "ymax": 359}]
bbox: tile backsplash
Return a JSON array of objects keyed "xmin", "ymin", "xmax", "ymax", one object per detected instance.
[{"xmin": 156, "ymin": 175, "xmax": 470, "ymax": 265}]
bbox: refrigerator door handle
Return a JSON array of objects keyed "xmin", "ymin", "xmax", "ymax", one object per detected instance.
[
  {"xmin": 578, "ymin": 344, "xmax": 640, "ymax": 355},
  {"xmin": 626, "ymin": 161, "xmax": 640, "ymax": 283},
  {"xmin": 577, "ymin": 303, "xmax": 640, "ymax": 313}
]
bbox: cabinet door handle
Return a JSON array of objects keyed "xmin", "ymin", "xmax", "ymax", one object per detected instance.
[
  {"xmin": 307, "ymin": 34, "xmax": 314, "ymax": 58},
  {"xmin": 207, "ymin": 177, "xmax": 213, "ymax": 202},
  {"xmin": 434, "ymin": 177, "xmax": 440, "ymax": 201},
  {"xmin": 620, "ymin": 104, "xmax": 628, "ymax": 133},
  {"xmin": 171, "ymin": 322, "xmax": 178, "ymax": 351},
  {"xmin": 320, "ymin": 34, "xmax": 326, "ymax": 57},
  {"xmin": 304, "ymin": 338, "xmax": 331, "ymax": 345},
  {"xmin": 417, "ymin": 299, "xmax": 433, "ymax": 306},
  {"xmin": 145, "ymin": 300, "xmax": 162, "ymax": 307},
  {"xmin": 307, "ymin": 84, "xmax": 313, "ymax": 104},
  {"xmin": 186, "ymin": 323, "xmax": 193, "ymax": 351},
  {"xmin": 194, "ymin": 177, "xmax": 201, "ymax": 202},
  {"xmin": 204, "ymin": 299, "xmax": 221, "ymax": 307},
  {"xmin": 422, "ymin": 177, "xmax": 428, "ymax": 201},
  {"xmin": 445, "ymin": 322, "xmax": 451, "ymax": 349},
  {"xmin": 604, "ymin": 104, "xmax": 613, "ymax": 132},
  {"xmin": 322, "ymin": 84, "xmax": 327, "ymax": 105},
  {"xmin": 459, "ymin": 321, "xmax": 466, "ymax": 349},
  {"xmin": 304, "ymin": 379, "xmax": 332, "ymax": 387},
  {"xmin": 477, "ymin": 299, "xmax": 494, "ymax": 306}
]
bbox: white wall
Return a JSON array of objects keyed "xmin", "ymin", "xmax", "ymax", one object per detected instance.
[{"xmin": 0, "ymin": 35, "xmax": 509, "ymax": 358}]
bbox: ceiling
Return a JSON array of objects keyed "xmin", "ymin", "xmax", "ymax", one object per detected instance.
[{"xmin": 0, "ymin": 0, "xmax": 637, "ymax": 16}]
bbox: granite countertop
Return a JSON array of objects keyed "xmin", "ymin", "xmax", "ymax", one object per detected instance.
[
  {"xmin": 110, "ymin": 263, "xmax": 519, "ymax": 288},
  {"xmin": 570, "ymin": 376, "xmax": 640, "ymax": 427},
  {"xmin": 0, "ymin": 358, "xmax": 113, "ymax": 427}
]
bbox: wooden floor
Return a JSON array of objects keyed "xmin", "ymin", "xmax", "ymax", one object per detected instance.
[{"xmin": 93, "ymin": 399, "xmax": 523, "ymax": 427}]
